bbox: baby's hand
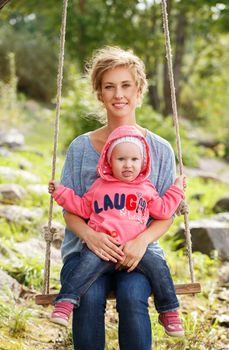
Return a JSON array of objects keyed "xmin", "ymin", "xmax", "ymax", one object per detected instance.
[
  {"xmin": 174, "ymin": 175, "xmax": 186, "ymax": 191},
  {"xmin": 48, "ymin": 180, "xmax": 60, "ymax": 194}
]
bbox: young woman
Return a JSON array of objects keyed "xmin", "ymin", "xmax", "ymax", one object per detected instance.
[{"xmin": 60, "ymin": 46, "xmax": 183, "ymax": 350}]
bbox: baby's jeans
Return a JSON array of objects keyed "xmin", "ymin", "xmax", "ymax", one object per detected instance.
[{"xmin": 55, "ymin": 245, "xmax": 179, "ymax": 313}]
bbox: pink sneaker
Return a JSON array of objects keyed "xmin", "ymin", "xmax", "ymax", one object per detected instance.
[
  {"xmin": 158, "ymin": 311, "xmax": 184, "ymax": 337},
  {"xmin": 50, "ymin": 301, "xmax": 74, "ymax": 327}
]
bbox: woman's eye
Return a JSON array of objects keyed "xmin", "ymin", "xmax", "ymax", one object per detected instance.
[
  {"xmin": 123, "ymin": 84, "xmax": 131, "ymax": 88},
  {"xmin": 105, "ymin": 85, "xmax": 113, "ymax": 89}
]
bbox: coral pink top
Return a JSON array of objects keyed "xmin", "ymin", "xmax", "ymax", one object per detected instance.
[{"xmin": 52, "ymin": 126, "xmax": 184, "ymax": 244}]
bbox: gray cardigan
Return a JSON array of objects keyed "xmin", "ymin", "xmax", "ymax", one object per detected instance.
[{"xmin": 61, "ymin": 129, "xmax": 176, "ymax": 262}]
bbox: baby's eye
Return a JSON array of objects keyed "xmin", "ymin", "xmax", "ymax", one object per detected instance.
[
  {"xmin": 132, "ymin": 157, "xmax": 139, "ymax": 161},
  {"xmin": 118, "ymin": 157, "xmax": 124, "ymax": 161}
]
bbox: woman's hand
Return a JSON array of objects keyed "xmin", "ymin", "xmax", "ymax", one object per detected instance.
[
  {"xmin": 84, "ymin": 229, "xmax": 125, "ymax": 263},
  {"xmin": 64, "ymin": 212, "xmax": 124, "ymax": 263},
  {"xmin": 115, "ymin": 235, "xmax": 148, "ymax": 272}
]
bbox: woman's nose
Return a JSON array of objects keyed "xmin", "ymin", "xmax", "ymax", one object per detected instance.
[{"xmin": 114, "ymin": 87, "xmax": 123, "ymax": 99}]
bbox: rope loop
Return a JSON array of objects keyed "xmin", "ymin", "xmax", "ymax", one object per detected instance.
[
  {"xmin": 176, "ymin": 200, "xmax": 189, "ymax": 216},
  {"xmin": 43, "ymin": 225, "xmax": 57, "ymax": 243}
]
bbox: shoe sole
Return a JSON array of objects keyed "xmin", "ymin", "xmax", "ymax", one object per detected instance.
[
  {"xmin": 158, "ymin": 319, "xmax": 184, "ymax": 337},
  {"xmin": 50, "ymin": 317, "xmax": 68, "ymax": 327}
]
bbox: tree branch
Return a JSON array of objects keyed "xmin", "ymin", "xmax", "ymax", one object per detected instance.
[{"xmin": 0, "ymin": 0, "xmax": 10, "ymax": 10}]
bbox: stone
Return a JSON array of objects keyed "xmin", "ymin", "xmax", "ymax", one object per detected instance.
[
  {"xmin": 184, "ymin": 157, "xmax": 229, "ymax": 185},
  {"xmin": 0, "ymin": 204, "xmax": 43, "ymax": 223},
  {"xmin": 14, "ymin": 238, "xmax": 61, "ymax": 264},
  {"xmin": 0, "ymin": 166, "xmax": 40, "ymax": 183},
  {"xmin": 42, "ymin": 221, "xmax": 65, "ymax": 249},
  {"xmin": 175, "ymin": 217, "xmax": 229, "ymax": 261},
  {"xmin": 216, "ymin": 314, "xmax": 229, "ymax": 327},
  {"xmin": 0, "ymin": 240, "xmax": 20, "ymax": 265},
  {"xmin": 213, "ymin": 197, "xmax": 229, "ymax": 213},
  {"xmin": 219, "ymin": 262, "xmax": 229, "ymax": 284},
  {"xmin": 0, "ymin": 184, "xmax": 26, "ymax": 204},
  {"xmin": 27, "ymin": 184, "xmax": 49, "ymax": 195},
  {"xmin": 0, "ymin": 147, "xmax": 11, "ymax": 157},
  {"xmin": 0, "ymin": 269, "xmax": 22, "ymax": 299},
  {"xmin": 0, "ymin": 128, "xmax": 24, "ymax": 149}
]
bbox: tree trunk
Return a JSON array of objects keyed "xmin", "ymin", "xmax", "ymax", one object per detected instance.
[
  {"xmin": 148, "ymin": 69, "xmax": 160, "ymax": 112},
  {"xmin": 0, "ymin": 0, "xmax": 10, "ymax": 10},
  {"xmin": 147, "ymin": 3, "xmax": 160, "ymax": 112},
  {"xmin": 76, "ymin": 0, "xmax": 87, "ymax": 69},
  {"xmin": 173, "ymin": 8, "xmax": 187, "ymax": 106},
  {"xmin": 163, "ymin": 0, "xmax": 173, "ymax": 116}
]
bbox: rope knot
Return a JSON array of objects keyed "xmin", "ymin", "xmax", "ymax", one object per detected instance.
[
  {"xmin": 43, "ymin": 225, "xmax": 57, "ymax": 242},
  {"xmin": 176, "ymin": 199, "xmax": 189, "ymax": 216}
]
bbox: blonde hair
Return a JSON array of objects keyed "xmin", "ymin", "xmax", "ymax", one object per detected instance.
[{"xmin": 86, "ymin": 46, "xmax": 148, "ymax": 101}]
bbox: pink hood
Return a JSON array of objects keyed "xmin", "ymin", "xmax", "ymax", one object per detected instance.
[{"xmin": 97, "ymin": 126, "xmax": 151, "ymax": 184}]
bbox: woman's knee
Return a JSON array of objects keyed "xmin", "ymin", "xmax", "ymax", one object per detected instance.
[{"xmin": 115, "ymin": 271, "xmax": 151, "ymax": 312}]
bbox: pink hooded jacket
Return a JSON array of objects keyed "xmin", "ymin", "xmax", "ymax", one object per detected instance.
[{"xmin": 52, "ymin": 126, "xmax": 184, "ymax": 244}]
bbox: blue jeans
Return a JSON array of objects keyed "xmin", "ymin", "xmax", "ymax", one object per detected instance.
[{"xmin": 58, "ymin": 246, "xmax": 179, "ymax": 350}]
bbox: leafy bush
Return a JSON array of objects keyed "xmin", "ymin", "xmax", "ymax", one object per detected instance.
[
  {"xmin": 61, "ymin": 66, "xmax": 103, "ymax": 147},
  {"xmin": 136, "ymin": 105, "xmax": 202, "ymax": 167},
  {"xmin": 0, "ymin": 25, "xmax": 58, "ymax": 101},
  {"xmin": 0, "ymin": 293, "xmax": 32, "ymax": 338},
  {"xmin": 2, "ymin": 258, "xmax": 44, "ymax": 290}
]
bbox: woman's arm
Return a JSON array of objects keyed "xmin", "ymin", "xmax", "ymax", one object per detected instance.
[
  {"xmin": 116, "ymin": 217, "xmax": 173, "ymax": 272},
  {"xmin": 63, "ymin": 211, "xmax": 124, "ymax": 263}
]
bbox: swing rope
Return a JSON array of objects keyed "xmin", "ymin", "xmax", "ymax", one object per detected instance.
[
  {"xmin": 42, "ymin": 0, "xmax": 196, "ymax": 297},
  {"xmin": 43, "ymin": 0, "xmax": 69, "ymax": 295},
  {"xmin": 161, "ymin": 0, "xmax": 195, "ymax": 283}
]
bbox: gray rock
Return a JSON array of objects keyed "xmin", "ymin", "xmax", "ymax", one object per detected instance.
[
  {"xmin": 27, "ymin": 184, "xmax": 49, "ymax": 195},
  {"xmin": 216, "ymin": 314, "xmax": 229, "ymax": 327},
  {"xmin": 0, "ymin": 269, "xmax": 22, "ymax": 299},
  {"xmin": 42, "ymin": 221, "xmax": 65, "ymax": 249},
  {"xmin": 0, "ymin": 128, "xmax": 24, "ymax": 149},
  {"xmin": 0, "ymin": 147, "xmax": 11, "ymax": 157},
  {"xmin": 0, "ymin": 184, "xmax": 26, "ymax": 204},
  {"xmin": 213, "ymin": 197, "xmax": 229, "ymax": 213},
  {"xmin": 184, "ymin": 157, "xmax": 229, "ymax": 185},
  {"xmin": 0, "ymin": 204, "xmax": 43, "ymax": 223},
  {"xmin": 18, "ymin": 158, "xmax": 32, "ymax": 170},
  {"xmin": 0, "ymin": 240, "xmax": 20, "ymax": 264},
  {"xmin": 212, "ymin": 212, "xmax": 229, "ymax": 222},
  {"xmin": 176, "ymin": 217, "xmax": 229, "ymax": 261},
  {"xmin": 14, "ymin": 238, "xmax": 61, "ymax": 264},
  {"xmin": 219, "ymin": 262, "xmax": 229, "ymax": 284},
  {"xmin": 0, "ymin": 166, "xmax": 40, "ymax": 183}
]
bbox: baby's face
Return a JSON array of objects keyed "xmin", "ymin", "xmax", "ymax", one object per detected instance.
[{"xmin": 110, "ymin": 142, "xmax": 142, "ymax": 182}]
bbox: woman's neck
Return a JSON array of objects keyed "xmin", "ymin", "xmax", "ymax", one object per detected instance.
[
  {"xmin": 105, "ymin": 120, "xmax": 146, "ymax": 137},
  {"xmin": 106, "ymin": 120, "xmax": 137, "ymax": 134}
]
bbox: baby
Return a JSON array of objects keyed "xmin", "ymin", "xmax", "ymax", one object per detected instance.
[{"xmin": 49, "ymin": 125, "xmax": 185, "ymax": 337}]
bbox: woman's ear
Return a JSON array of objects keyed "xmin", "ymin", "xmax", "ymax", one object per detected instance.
[
  {"xmin": 136, "ymin": 89, "xmax": 142, "ymax": 107},
  {"xmin": 98, "ymin": 92, "xmax": 103, "ymax": 103}
]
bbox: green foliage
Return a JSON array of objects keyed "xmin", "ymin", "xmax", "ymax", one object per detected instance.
[
  {"xmin": 137, "ymin": 104, "xmax": 203, "ymax": 167},
  {"xmin": 0, "ymin": 25, "xmax": 58, "ymax": 101},
  {"xmin": 61, "ymin": 66, "xmax": 103, "ymax": 146},
  {"xmin": 180, "ymin": 34, "xmax": 229, "ymax": 159},
  {"xmin": 2, "ymin": 257, "xmax": 44, "ymax": 289},
  {"xmin": 0, "ymin": 293, "xmax": 31, "ymax": 337}
]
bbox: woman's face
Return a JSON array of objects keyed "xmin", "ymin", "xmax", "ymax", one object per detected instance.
[{"xmin": 100, "ymin": 66, "xmax": 140, "ymax": 121}]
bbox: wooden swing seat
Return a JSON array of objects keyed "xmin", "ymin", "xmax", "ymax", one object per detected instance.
[{"xmin": 35, "ymin": 282, "xmax": 201, "ymax": 305}]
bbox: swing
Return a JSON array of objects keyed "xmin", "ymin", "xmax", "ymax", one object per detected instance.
[{"xmin": 35, "ymin": 0, "xmax": 201, "ymax": 306}]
